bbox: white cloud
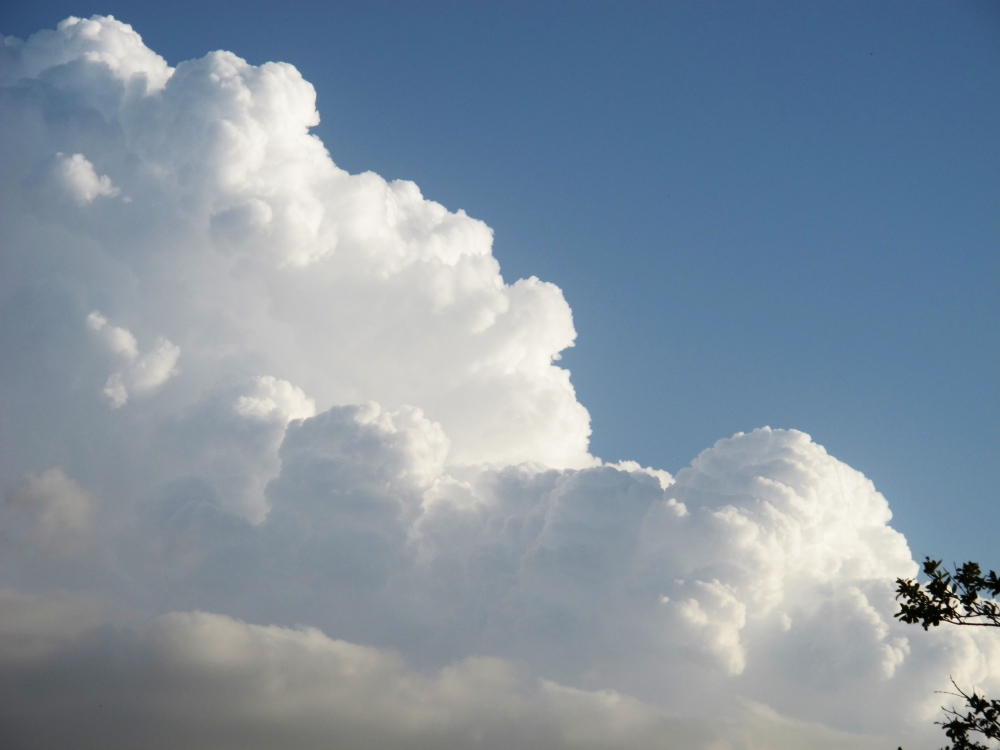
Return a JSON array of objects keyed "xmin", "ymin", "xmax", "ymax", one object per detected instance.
[
  {"xmin": 0, "ymin": 15, "xmax": 173, "ymax": 92},
  {"xmin": 670, "ymin": 579, "xmax": 748, "ymax": 675},
  {"xmin": 235, "ymin": 375, "xmax": 317, "ymax": 423},
  {"xmin": 87, "ymin": 310, "xmax": 180, "ymax": 406},
  {"xmin": 2, "ymin": 11, "xmax": 592, "ymax": 469},
  {"xmin": 54, "ymin": 152, "xmax": 120, "ymax": 203},
  {"xmin": 0, "ymin": 15, "xmax": 996, "ymax": 750}
]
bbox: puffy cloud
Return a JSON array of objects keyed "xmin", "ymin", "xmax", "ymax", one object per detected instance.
[
  {"xmin": 235, "ymin": 375, "xmax": 316, "ymax": 423},
  {"xmin": 54, "ymin": 152, "xmax": 121, "ymax": 203},
  {"xmin": 86, "ymin": 310, "xmax": 180, "ymax": 406},
  {"xmin": 0, "ymin": 14, "xmax": 996, "ymax": 750},
  {"xmin": 0, "ymin": 15, "xmax": 172, "ymax": 93},
  {"xmin": 0, "ymin": 12, "xmax": 591, "ymax": 471}
]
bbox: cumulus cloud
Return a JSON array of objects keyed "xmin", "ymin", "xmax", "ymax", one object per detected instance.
[
  {"xmin": 0, "ymin": 14, "xmax": 996, "ymax": 749},
  {"xmin": 86, "ymin": 310, "xmax": 180, "ymax": 406},
  {"xmin": 0, "ymin": 15, "xmax": 172, "ymax": 92},
  {"xmin": 53, "ymin": 152, "xmax": 121, "ymax": 203},
  {"xmin": 235, "ymin": 375, "xmax": 317, "ymax": 423}
]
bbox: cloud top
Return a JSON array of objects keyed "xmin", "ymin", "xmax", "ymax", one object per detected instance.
[{"xmin": 1, "ymin": 15, "xmax": 173, "ymax": 92}]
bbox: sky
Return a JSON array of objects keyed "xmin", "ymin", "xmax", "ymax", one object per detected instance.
[
  {"xmin": 0, "ymin": 4, "xmax": 998, "ymax": 749},
  {"xmin": 4, "ymin": 1, "xmax": 997, "ymax": 564}
]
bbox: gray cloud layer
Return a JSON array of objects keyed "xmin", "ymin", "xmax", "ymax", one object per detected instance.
[
  {"xmin": 0, "ymin": 598, "xmax": 895, "ymax": 750},
  {"xmin": 1, "ymin": 15, "xmax": 997, "ymax": 749}
]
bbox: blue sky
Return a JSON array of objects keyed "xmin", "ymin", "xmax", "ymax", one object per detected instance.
[{"xmin": 4, "ymin": 0, "xmax": 997, "ymax": 565}]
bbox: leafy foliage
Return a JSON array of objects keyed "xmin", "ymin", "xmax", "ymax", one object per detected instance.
[
  {"xmin": 936, "ymin": 681, "xmax": 1000, "ymax": 750},
  {"xmin": 895, "ymin": 558, "xmax": 1000, "ymax": 749},
  {"xmin": 897, "ymin": 558, "xmax": 1000, "ymax": 630}
]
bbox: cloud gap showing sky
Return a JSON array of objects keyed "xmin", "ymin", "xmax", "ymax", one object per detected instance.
[{"xmin": 0, "ymin": 16, "xmax": 997, "ymax": 749}]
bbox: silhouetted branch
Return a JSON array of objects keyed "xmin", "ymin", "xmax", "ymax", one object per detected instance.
[
  {"xmin": 932, "ymin": 679, "xmax": 1000, "ymax": 750},
  {"xmin": 895, "ymin": 558, "xmax": 1000, "ymax": 630},
  {"xmin": 895, "ymin": 559, "xmax": 1000, "ymax": 749}
]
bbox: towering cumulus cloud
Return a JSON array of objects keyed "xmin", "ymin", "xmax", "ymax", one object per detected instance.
[{"xmin": 0, "ymin": 16, "xmax": 995, "ymax": 749}]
